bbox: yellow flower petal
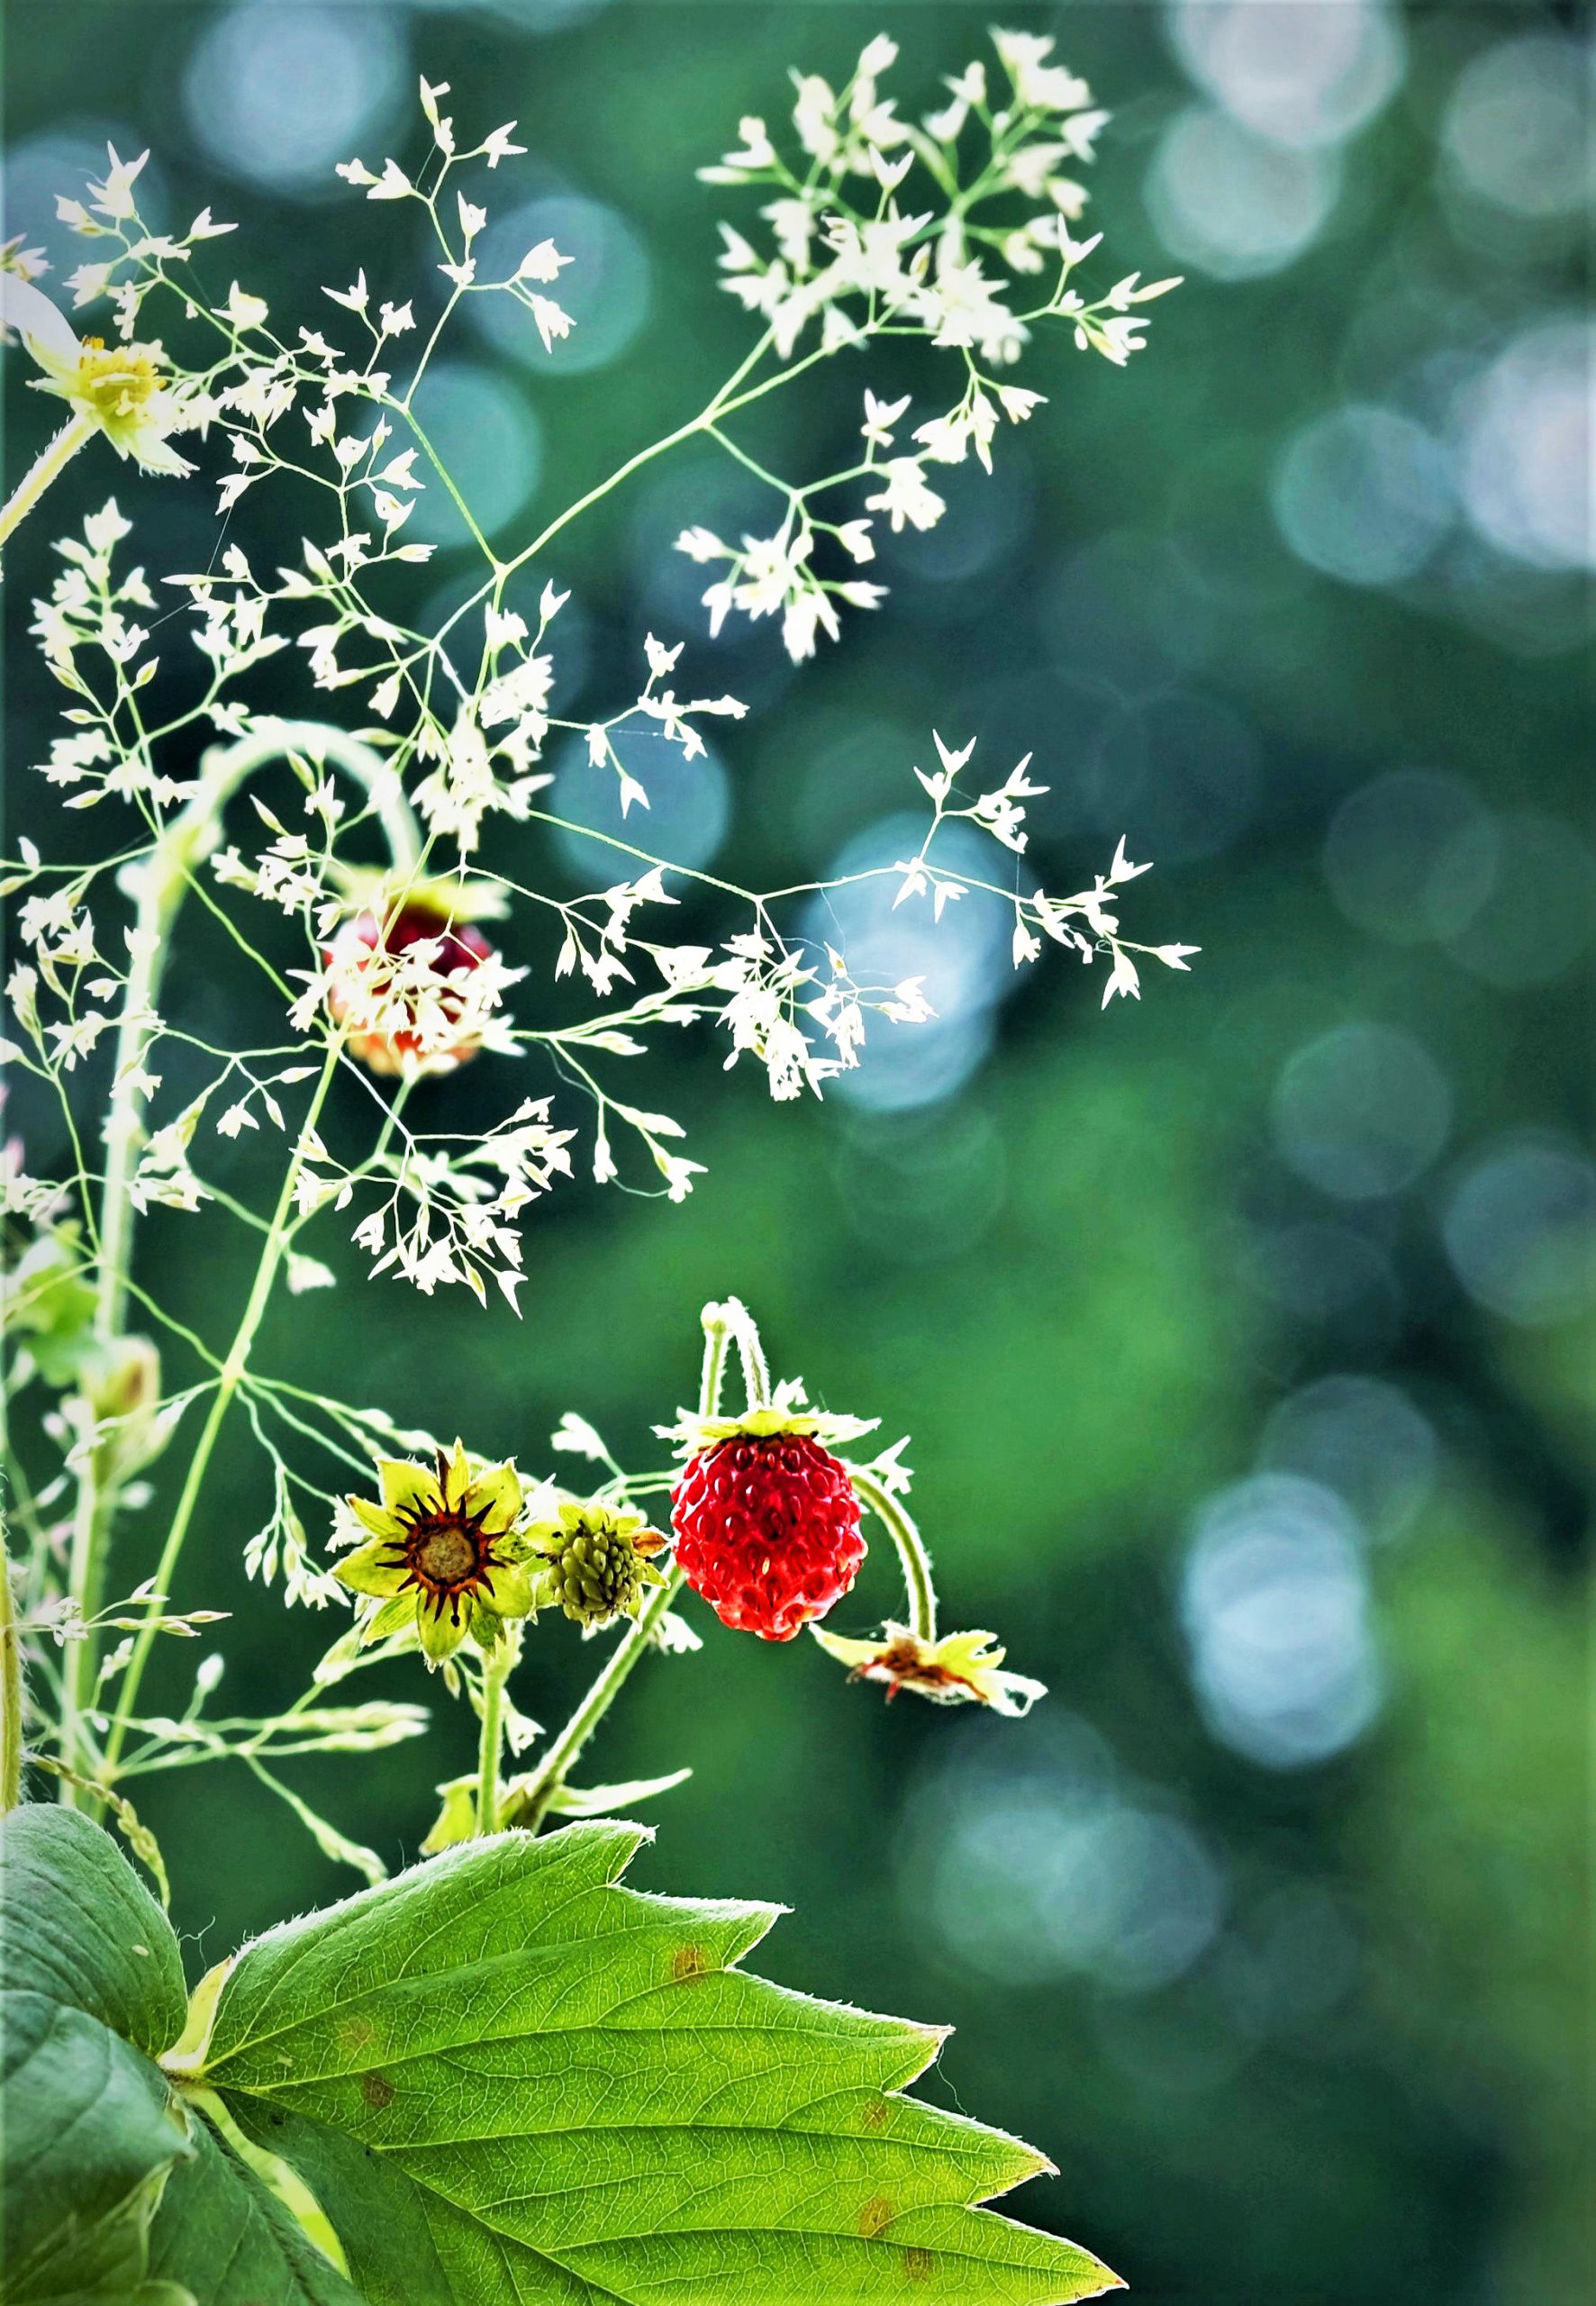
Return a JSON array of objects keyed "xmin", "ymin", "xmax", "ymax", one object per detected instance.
[
  {"xmin": 810, "ymin": 1625, "xmax": 883, "ymax": 1673},
  {"xmin": 439, "ymin": 1439, "xmax": 472, "ymax": 1511},
  {"xmin": 482, "ymin": 1560, "xmax": 538, "ymax": 1621},
  {"xmin": 377, "ymin": 1457, "xmax": 440, "ymax": 1519},
  {"xmin": 465, "ymin": 1459, "xmax": 523, "ymax": 1531},
  {"xmin": 419, "ymin": 1598, "xmax": 467, "ymax": 1665},
  {"xmin": 359, "ymin": 1592, "xmax": 419, "ymax": 1646},
  {"xmin": 347, "ymin": 1493, "xmax": 403, "ymax": 1541},
  {"xmin": 333, "ymin": 1537, "xmax": 408, "ymax": 1600}
]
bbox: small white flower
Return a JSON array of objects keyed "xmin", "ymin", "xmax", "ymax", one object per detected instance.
[{"xmin": 864, "ymin": 457, "xmax": 945, "ymax": 534}]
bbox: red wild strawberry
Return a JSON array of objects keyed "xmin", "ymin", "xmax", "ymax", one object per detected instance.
[
  {"xmin": 324, "ymin": 891, "xmax": 494, "ymax": 1076},
  {"xmin": 671, "ymin": 1432, "xmax": 866, "ymax": 1641}
]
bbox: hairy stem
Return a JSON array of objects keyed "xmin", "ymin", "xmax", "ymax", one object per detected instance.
[
  {"xmin": 512, "ymin": 1575, "xmax": 684, "ymax": 1836},
  {"xmin": 0, "ymin": 1511, "xmax": 23, "ymax": 1811},
  {"xmin": 513, "ymin": 1302, "xmax": 734, "ymax": 1830},
  {"xmin": 59, "ymin": 725, "xmax": 422, "ymax": 1793},
  {"xmin": 731, "ymin": 1310, "xmax": 770, "ymax": 1411},
  {"xmin": 849, "ymin": 1466, "xmax": 938, "ymax": 1646},
  {"xmin": 0, "ymin": 413, "xmax": 95, "ymax": 551},
  {"xmin": 476, "ymin": 1649, "xmax": 507, "ymax": 1837}
]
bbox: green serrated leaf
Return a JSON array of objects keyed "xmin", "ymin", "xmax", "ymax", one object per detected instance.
[
  {"xmin": 0, "ymin": 1809, "xmax": 364, "ymax": 2306},
  {"xmin": 198, "ymin": 1821, "xmax": 1120, "ymax": 2305}
]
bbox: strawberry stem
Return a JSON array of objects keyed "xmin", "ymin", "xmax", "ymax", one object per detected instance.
[
  {"xmin": 849, "ymin": 1466, "xmax": 939, "ymax": 1646},
  {"xmin": 512, "ymin": 1303, "xmax": 733, "ymax": 1831}
]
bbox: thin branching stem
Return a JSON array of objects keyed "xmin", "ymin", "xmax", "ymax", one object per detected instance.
[{"xmin": 97, "ymin": 1025, "xmax": 347, "ymax": 1788}]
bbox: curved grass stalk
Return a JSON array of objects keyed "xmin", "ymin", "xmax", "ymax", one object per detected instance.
[
  {"xmin": 59, "ymin": 726, "xmax": 422, "ymax": 1797},
  {"xmin": 95, "ymin": 1025, "xmax": 346, "ymax": 1789}
]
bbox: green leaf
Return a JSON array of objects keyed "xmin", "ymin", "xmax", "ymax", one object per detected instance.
[
  {"xmin": 1, "ymin": 1808, "xmax": 191, "ymax": 2302},
  {"xmin": 0, "ymin": 1808, "xmax": 363, "ymax": 2306},
  {"xmin": 196, "ymin": 1821, "xmax": 1120, "ymax": 2305},
  {"xmin": 1, "ymin": 1803, "xmax": 186, "ymax": 2052}
]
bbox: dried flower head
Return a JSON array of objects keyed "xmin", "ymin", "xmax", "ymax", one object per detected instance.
[
  {"xmin": 322, "ymin": 880, "xmax": 510, "ymax": 1077},
  {"xmin": 811, "ymin": 1621, "xmax": 1047, "ymax": 1716}
]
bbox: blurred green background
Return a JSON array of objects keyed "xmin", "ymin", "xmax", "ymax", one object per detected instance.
[{"xmin": 4, "ymin": 4, "xmax": 1591, "ymax": 2302}]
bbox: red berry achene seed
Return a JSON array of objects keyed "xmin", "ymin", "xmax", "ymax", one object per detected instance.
[{"xmin": 670, "ymin": 1432, "xmax": 866, "ymax": 1642}]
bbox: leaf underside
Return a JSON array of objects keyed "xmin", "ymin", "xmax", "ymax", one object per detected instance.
[
  {"xmin": 143, "ymin": 2116, "xmax": 363, "ymax": 2306},
  {"xmin": 0, "ymin": 1807, "xmax": 361, "ymax": 2306},
  {"xmin": 202, "ymin": 1820, "xmax": 1121, "ymax": 2304}
]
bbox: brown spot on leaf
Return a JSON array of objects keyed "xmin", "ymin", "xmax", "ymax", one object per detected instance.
[
  {"xmin": 338, "ymin": 2014, "xmax": 376, "ymax": 2056},
  {"xmin": 902, "ymin": 2245, "xmax": 935, "ymax": 2283},
  {"xmin": 863, "ymin": 2096, "xmax": 889, "ymax": 2130},
  {"xmin": 859, "ymin": 2196, "xmax": 894, "ymax": 2239},
  {"xmin": 360, "ymin": 2071, "xmax": 395, "ymax": 2111},
  {"xmin": 672, "ymin": 1943, "xmax": 709, "ymax": 1982}
]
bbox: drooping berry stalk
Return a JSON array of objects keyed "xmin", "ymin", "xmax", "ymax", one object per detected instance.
[{"xmin": 848, "ymin": 1463, "xmax": 938, "ymax": 1647}]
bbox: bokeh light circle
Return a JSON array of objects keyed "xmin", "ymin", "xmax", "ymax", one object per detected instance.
[
  {"xmin": 1169, "ymin": 0, "xmax": 1405, "ymax": 152},
  {"xmin": 406, "ymin": 0, "xmax": 608, "ymax": 25},
  {"xmin": 1442, "ymin": 1138, "xmax": 1596, "ymax": 1328},
  {"xmin": 469, "ymin": 193, "xmax": 652, "ymax": 376},
  {"xmin": 1440, "ymin": 813, "xmax": 1596, "ymax": 990},
  {"xmin": 406, "ymin": 363, "xmax": 542, "ymax": 547},
  {"xmin": 1323, "ymin": 770, "xmax": 1495, "ymax": 947},
  {"xmin": 547, "ymin": 722, "xmax": 730, "ymax": 885},
  {"xmin": 805, "ymin": 814, "xmax": 1012, "ymax": 1114},
  {"xmin": 1273, "ymin": 1021, "xmax": 1451, "ymax": 1201},
  {"xmin": 832, "ymin": 1106, "xmax": 1007, "ymax": 1262},
  {"xmin": 1260, "ymin": 1375, "xmax": 1437, "ymax": 1541},
  {"xmin": 1457, "ymin": 320, "xmax": 1594, "ymax": 573},
  {"xmin": 1442, "ymin": 34, "xmax": 1596, "ymax": 220},
  {"xmin": 5, "ymin": 125, "xmax": 171, "ymax": 250},
  {"xmin": 1273, "ymin": 404, "xmax": 1454, "ymax": 587},
  {"xmin": 1079, "ymin": 687, "xmax": 1263, "ymax": 863},
  {"xmin": 1147, "ymin": 105, "xmax": 1341, "ymax": 281},
  {"xmin": 1238, "ymin": 1221, "xmax": 1403, "ymax": 1353},
  {"xmin": 1182, "ymin": 1475, "xmax": 1383, "ymax": 1769},
  {"xmin": 183, "ymin": 0, "xmax": 410, "ymax": 199},
  {"xmin": 904, "ymin": 1721, "xmax": 1226, "ymax": 1992}
]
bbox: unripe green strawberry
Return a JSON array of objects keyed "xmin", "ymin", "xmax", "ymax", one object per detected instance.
[{"xmin": 529, "ymin": 1503, "xmax": 667, "ymax": 1630}]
